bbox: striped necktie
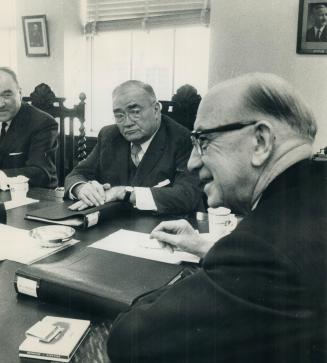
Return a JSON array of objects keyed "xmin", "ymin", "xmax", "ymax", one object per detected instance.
[
  {"xmin": 131, "ymin": 143, "xmax": 142, "ymax": 167},
  {"xmin": 316, "ymin": 29, "xmax": 322, "ymax": 41},
  {"xmin": 0, "ymin": 122, "xmax": 8, "ymax": 142}
]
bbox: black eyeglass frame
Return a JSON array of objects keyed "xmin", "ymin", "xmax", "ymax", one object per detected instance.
[{"xmin": 190, "ymin": 120, "xmax": 258, "ymax": 155}]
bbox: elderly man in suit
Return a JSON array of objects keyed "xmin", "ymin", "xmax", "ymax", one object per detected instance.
[
  {"xmin": 107, "ymin": 73, "xmax": 327, "ymax": 363},
  {"xmin": 0, "ymin": 67, "xmax": 58, "ymax": 188},
  {"xmin": 306, "ymin": 3, "xmax": 327, "ymax": 41},
  {"xmin": 65, "ymin": 80, "xmax": 201, "ymax": 214}
]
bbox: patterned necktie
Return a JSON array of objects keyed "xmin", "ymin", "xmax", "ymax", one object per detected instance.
[
  {"xmin": 131, "ymin": 143, "xmax": 142, "ymax": 167},
  {"xmin": 316, "ymin": 29, "xmax": 322, "ymax": 41},
  {"xmin": 0, "ymin": 122, "xmax": 8, "ymax": 142}
]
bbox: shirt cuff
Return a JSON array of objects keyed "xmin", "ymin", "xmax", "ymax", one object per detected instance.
[
  {"xmin": 134, "ymin": 187, "xmax": 157, "ymax": 211},
  {"xmin": 68, "ymin": 182, "xmax": 87, "ymax": 200},
  {"xmin": 0, "ymin": 170, "xmax": 9, "ymax": 191}
]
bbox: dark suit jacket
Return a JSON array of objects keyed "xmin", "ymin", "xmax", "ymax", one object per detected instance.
[
  {"xmin": 0, "ymin": 103, "xmax": 58, "ymax": 188},
  {"xmin": 107, "ymin": 159, "xmax": 327, "ymax": 363},
  {"xmin": 65, "ymin": 116, "xmax": 201, "ymax": 214},
  {"xmin": 306, "ymin": 26, "xmax": 327, "ymax": 41}
]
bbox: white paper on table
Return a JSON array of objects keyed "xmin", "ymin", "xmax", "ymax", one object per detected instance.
[
  {"xmin": 89, "ymin": 229, "xmax": 200, "ymax": 265},
  {"xmin": 4, "ymin": 197, "xmax": 39, "ymax": 210},
  {"xmin": 0, "ymin": 224, "xmax": 79, "ymax": 264}
]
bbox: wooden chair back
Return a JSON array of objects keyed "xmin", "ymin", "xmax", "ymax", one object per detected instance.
[
  {"xmin": 23, "ymin": 83, "xmax": 87, "ymax": 186},
  {"xmin": 160, "ymin": 84, "xmax": 201, "ymax": 130}
]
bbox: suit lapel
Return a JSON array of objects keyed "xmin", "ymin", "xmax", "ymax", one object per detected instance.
[
  {"xmin": 112, "ymin": 133, "xmax": 130, "ymax": 184},
  {"xmin": 132, "ymin": 122, "xmax": 166, "ymax": 185},
  {"xmin": 0, "ymin": 105, "xmax": 26, "ymax": 161}
]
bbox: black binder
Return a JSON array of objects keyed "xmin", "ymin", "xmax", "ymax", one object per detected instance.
[
  {"xmin": 25, "ymin": 201, "xmax": 132, "ymax": 228},
  {"xmin": 14, "ymin": 248, "xmax": 184, "ymax": 317}
]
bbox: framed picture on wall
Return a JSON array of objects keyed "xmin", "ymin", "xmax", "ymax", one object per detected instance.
[
  {"xmin": 22, "ymin": 15, "xmax": 50, "ymax": 57},
  {"xmin": 297, "ymin": 0, "xmax": 327, "ymax": 54}
]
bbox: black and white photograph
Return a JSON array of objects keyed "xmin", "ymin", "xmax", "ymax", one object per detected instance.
[
  {"xmin": 22, "ymin": 14, "xmax": 49, "ymax": 56},
  {"xmin": 0, "ymin": 0, "xmax": 327, "ymax": 362},
  {"xmin": 297, "ymin": 0, "xmax": 327, "ymax": 53}
]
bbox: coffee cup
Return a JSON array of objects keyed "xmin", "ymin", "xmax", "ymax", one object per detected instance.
[
  {"xmin": 207, "ymin": 207, "xmax": 237, "ymax": 239},
  {"xmin": 8, "ymin": 175, "xmax": 29, "ymax": 201}
]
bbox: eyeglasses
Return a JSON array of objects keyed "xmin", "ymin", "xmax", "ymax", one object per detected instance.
[
  {"xmin": 113, "ymin": 101, "xmax": 156, "ymax": 124},
  {"xmin": 191, "ymin": 120, "xmax": 257, "ymax": 155}
]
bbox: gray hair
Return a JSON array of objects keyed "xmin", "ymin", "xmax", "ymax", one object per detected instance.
[
  {"xmin": 113, "ymin": 80, "xmax": 157, "ymax": 102},
  {"xmin": 0, "ymin": 67, "xmax": 19, "ymax": 87},
  {"xmin": 243, "ymin": 73, "xmax": 317, "ymax": 142}
]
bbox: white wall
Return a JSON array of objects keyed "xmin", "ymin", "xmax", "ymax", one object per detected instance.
[
  {"xmin": 16, "ymin": 0, "xmax": 65, "ymax": 96},
  {"xmin": 209, "ymin": 0, "xmax": 327, "ymax": 150},
  {"xmin": 16, "ymin": 0, "xmax": 86, "ymax": 106}
]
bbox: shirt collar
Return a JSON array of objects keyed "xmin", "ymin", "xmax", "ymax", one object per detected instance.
[
  {"xmin": 251, "ymin": 142, "xmax": 313, "ymax": 210},
  {"xmin": 1, "ymin": 120, "xmax": 12, "ymax": 130},
  {"xmin": 131, "ymin": 126, "xmax": 160, "ymax": 154},
  {"xmin": 315, "ymin": 25, "xmax": 325, "ymax": 33}
]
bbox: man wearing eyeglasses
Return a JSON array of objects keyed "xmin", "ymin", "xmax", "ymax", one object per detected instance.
[
  {"xmin": 107, "ymin": 73, "xmax": 327, "ymax": 362},
  {"xmin": 0, "ymin": 67, "xmax": 58, "ymax": 189},
  {"xmin": 65, "ymin": 80, "xmax": 201, "ymax": 214}
]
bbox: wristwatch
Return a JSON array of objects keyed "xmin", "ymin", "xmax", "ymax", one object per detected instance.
[{"xmin": 123, "ymin": 186, "xmax": 134, "ymax": 202}]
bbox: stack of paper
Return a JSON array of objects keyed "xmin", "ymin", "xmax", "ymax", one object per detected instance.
[
  {"xmin": 89, "ymin": 229, "xmax": 200, "ymax": 264},
  {"xmin": 0, "ymin": 224, "xmax": 78, "ymax": 264}
]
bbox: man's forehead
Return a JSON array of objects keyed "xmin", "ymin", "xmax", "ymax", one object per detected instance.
[
  {"xmin": 0, "ymin": 71, "xmax": 18, "ymax": 89},
  {"xmin": 194, "ymin": 83, "xmax": 247, "ymax": 130}
]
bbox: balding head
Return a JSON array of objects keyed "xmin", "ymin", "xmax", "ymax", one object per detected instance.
[
  {"xmin": 189, "ymin": 73, "xmax": 316, "ymax": 214},
  {"xmin": 196, "ymin": 72, "xmax": 316, "ymax": 142}
]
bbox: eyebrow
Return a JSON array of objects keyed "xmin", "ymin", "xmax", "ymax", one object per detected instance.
[
  {"xmin": 126, "ymin": 103, "xmax": 140, "ymax": 110},
  {"xmin": 113, "ymin": 103, "xmax": 141, "ymax": 113}
]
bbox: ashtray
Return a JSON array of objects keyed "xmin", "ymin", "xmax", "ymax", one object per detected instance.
[{"xmin": 30, "ymin": 225, "xmax": 75, "ymax": 248}]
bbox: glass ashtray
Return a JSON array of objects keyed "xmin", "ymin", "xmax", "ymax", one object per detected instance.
[{"xmin": 30, "ymin": 225, "xmax": 75, "ymax": 248}]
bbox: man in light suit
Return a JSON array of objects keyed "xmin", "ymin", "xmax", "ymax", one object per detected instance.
[
  {"xmin": 107, "ymin": 73, "xmax": 327, "ymax": 362},
  {"xmin": 65, "ymin": 80, "xmax": 201, "ymax": 214},
  {"xmin": 0, "ymin": 67, "xmax": 58, "ymax": 188},
  {"xmin": 306, "ymin": 3, "xmax": 327, "ymax": 41}
]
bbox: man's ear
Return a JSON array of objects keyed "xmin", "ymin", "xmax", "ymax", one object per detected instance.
[
  {"xmin": 251, "ymin": 120, "xmax": 275, "ymax": 167},
  {"xmin": 154, "ymin": 101, "xmax": 161, "ymax": 113}
]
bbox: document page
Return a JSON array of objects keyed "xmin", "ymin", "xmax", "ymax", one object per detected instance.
[
  {"xmin": 89, "ymin": 229, "xmax": 200, "ymax": 264},
  {"xmin": 0, "ymin": 224, "xmax": 78, "ymax": 264}
]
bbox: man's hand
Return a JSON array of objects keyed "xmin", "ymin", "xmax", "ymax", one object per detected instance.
[
  {"xmin": 150, "ymin": 219, "xmax": 215, "ymax": 258},
  {"xmin": 105, "ymin": 186, "xmax": 126, "ymax": 203},
  {"xmin": 70, "ymin": 181, "xmax": 111, "ymax": 210}
]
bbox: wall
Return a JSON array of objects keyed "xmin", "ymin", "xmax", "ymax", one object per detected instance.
[
  {"xmin": 16, "ymin": 0, "xmax": 65, "ymax": 96},
  {"xmin": 16, "ymin": 0, "xmax": 86, "ymax": 106},
  {"xmin": 209, "ymin": 0, "xmax": 327, "ymax": 150}
]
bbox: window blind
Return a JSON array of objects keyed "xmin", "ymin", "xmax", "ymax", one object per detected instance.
[{"xmin": 84, "ymin": 0, "xmax": 210, "ymax": 33}]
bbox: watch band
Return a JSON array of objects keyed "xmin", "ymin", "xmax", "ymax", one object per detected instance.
[{"xmin": 123, "ymin": 187, "xmax": 133, "ymax": 202}]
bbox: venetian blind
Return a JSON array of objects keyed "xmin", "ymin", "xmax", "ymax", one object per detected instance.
[{"xmin": 84, "ymin": 0, "xmax": 210, "ymax": 33}]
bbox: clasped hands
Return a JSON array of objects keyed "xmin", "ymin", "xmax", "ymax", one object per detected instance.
[{"xmin": 69, "ymin": 180, "xmax": 127, "ymax": 211}]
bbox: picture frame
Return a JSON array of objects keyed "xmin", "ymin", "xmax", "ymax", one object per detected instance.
[
  {"xmin": 22, "ymin": 15, "xmax": 50, "ymax": 57},
  {"xmin": 297, "ymin": 0, "xmax": 327, "ymax": 54}
]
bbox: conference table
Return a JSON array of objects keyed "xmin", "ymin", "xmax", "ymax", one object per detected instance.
[{"xmin": 0, "ymin": 188, "xmax": 205, "ymax": 363}]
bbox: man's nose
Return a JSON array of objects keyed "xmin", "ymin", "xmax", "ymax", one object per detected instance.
[
  {"xmin": 187, "ymin": 147, "xmax": 203, "ymax": 172},
  {"xmin": 0, "ymin": 98, "xmax": 5, "ymax": 108}
]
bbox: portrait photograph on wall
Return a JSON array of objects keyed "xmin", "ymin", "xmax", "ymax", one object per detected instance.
[
  {"xmin": 22, "ymin": 14, "xmax": 50, "ymax": 57},
  {"xmin": 297, "ymin": 0, "xmax": 327, "ymax": 54}
]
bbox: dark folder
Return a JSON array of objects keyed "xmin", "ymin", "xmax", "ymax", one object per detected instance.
[
  {"xmin": 25, "ymin": 201, "xmax": 132, "ymax": 228},
  {"xmin": 14, "ymin": 248, "xmax": 184, "ymax": 317}
]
